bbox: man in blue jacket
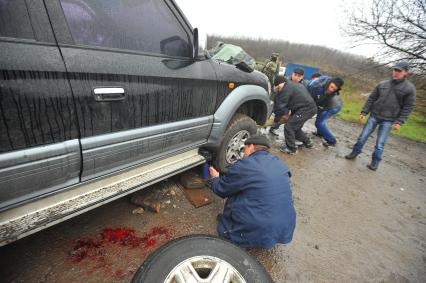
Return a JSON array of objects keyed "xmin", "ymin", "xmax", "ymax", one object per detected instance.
[
  {"xmin": 308, "ymin": 76, "xmax": 344, "ymax": 146},
  {"xmin": 345, "ymin": 61, "xmax": 416, "ymax": 171},
  {"xmin": 208, "ymin": 135, "xmax": 296, "ymax": 249}
]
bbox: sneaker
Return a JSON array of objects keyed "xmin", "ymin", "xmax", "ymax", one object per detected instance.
[
  {"xmin": 269, "ymin": 128, "xmax": 279, "ymax": 136},
  {"xmin": 280, "ymin": 146, "xmax": 297, "ymax": 155},
  {"xmin": 345, "ymin": 151, "xmax": 358, "ymax": 160},
  {"xmin": 367, "ymin": 160, "xmax": 379, "ymax": 171},
  {"xmin": 303, "ymin": 139, "xmax": 314, "ymax": 148},
  {"xmin": 322, "ymin": 141, "xmax": 336, "ymax": 147}
]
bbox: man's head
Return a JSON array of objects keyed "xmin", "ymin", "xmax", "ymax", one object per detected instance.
[
  {"xmin": 291, "ymin": 68, "xmax": 304, "ymax": 82},
  {"xmin": 273, "ymin": 75, "xmax": 287, "ymax": 91},
  {"xmin": 392, "ymin": 61, "xmax": 410, "ymax": 80},
  {"xmin": 311, "ymin": 72, "xmax": 322, "ymax": 81},
  {"xmin": 244, "ymin": 135, "xmax": 271, "ymax": 157},
  {"xmin": 326, "ymin": 77, "xmax": 344, "ymax": 94}
]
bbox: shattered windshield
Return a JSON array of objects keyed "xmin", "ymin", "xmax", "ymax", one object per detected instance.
[{"xmin": 208, "ymin": 42, "xmax": 256, "ymax": 72}]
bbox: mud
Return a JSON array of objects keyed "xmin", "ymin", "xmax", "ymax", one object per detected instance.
[{"xmin": 0, "ymin": 118, "xmax": 425, "ymax": 283}]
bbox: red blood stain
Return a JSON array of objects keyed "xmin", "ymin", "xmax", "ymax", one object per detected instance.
[
  {"xmin": 68, "ymin": 227, "xmax": 171, "ymax": 264},
  {"xmin": 101, "ymin": 227, "xmax": 142, "ymax": 247},
  {"xmin": 143, "ymin": 238, "xmax": 157, "ymax": 248}
]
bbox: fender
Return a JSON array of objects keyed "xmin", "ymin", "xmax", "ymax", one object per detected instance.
[{"xmin": 205, "ymin": 84, "xmax": 272, "ymax": 149}]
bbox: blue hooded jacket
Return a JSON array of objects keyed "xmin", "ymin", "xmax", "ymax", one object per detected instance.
[
  {"xmin": 209, "ymin": 150, "xmax": 296, "ymax": 248},
  {"xmin": 308, "ymin": 75, "xmax": 343, "ymax": 111}
]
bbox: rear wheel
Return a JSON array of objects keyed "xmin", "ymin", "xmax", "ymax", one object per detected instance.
[
  {"xmin": 131, "ymin": 235, "xmax": 273, "ymax": 283},
  {"xmin": 214, "ymin": 113, "xmax": 257, "ymax": 172}
]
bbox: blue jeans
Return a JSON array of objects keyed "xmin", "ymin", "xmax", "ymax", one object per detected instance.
[
  {"xmin": 315, "ymin": 106, "xmax": 341, "ymax": 144},
  {"xmin": 353, "ymin": 115, "xmax": 393, "ymax": 162}
]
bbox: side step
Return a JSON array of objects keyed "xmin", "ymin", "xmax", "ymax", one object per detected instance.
[{"xmin": 0, "ymin": 149, "xmax": 205, "ymax": 247}]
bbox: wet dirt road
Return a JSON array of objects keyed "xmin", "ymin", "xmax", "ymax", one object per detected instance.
[{"xmin": 0, "ymin": 119, "xmax": 425, "ymax": 283}]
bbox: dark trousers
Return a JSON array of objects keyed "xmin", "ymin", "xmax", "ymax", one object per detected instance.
[{"xmin": 284, "ymin": 109, "xmax": 316, "ymax": 150}]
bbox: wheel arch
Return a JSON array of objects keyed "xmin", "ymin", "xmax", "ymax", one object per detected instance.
[{"xmin": 205, "ymin": 84, "xmax": 271, "ymax": 150}]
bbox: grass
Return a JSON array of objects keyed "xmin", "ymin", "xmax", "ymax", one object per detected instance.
[{"xmin": 336, "ymin": 80, "xmax": 426, "ymax": 143}]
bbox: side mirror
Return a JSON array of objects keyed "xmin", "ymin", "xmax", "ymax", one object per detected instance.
[
  {"xmin": 193, "ymin": 28, "xmax": 199, "ymax": 59},
  {"xmin": 160, "ymin": 36, "xmax": 191, "ymax": 57},
  {"xmin": 193, "ymin": 28, "xmax": 208, "ymax": 59}
]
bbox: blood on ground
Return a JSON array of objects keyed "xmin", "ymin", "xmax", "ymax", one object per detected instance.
[{"xmin": 68, "ymin": 226, "xmax": 171, "ymax": 263}]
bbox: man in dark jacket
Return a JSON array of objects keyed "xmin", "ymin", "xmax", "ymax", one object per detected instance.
[
  {"xmin": 208, "ymin": 135, "xmax": 296, "ymax": 249},
  {"xmin": 345, "ymin": 61, "xmax": 416, "ymax": 171},
  {"xmin": 308, "ymin": 76, "xmax": 344, "ymax": 146},
  {"xmin": 269, "ymin": 68, "xmax": 310, "ymax": 136},
  {"xmin": 273, "ymin": 75, "xmax": 317, "ymax": 154}
]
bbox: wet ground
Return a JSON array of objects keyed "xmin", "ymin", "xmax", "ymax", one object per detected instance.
[{"xmin": 0, "ymin": 118, "xmax": 425, "ymax": 283}]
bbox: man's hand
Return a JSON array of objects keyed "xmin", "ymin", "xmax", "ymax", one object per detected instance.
[
  {"xmin": 282, "ymin": 114, "xmax": 290, "ymax": 122},
  {"xmin": 392, "ymin": 123, "xmax": 401, "ymax": 131},
  {"xmin": 359, "ymin": 114, "xmax": 366, "ymax": 123},
  {"xmin": 209, "ymin": 166, "xmax": 219, "ymax": 178}
]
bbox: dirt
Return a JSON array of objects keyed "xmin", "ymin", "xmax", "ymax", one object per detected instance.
[{"xmin": 0, "ymin": 118, "xmax": 425, "ymax": 283}]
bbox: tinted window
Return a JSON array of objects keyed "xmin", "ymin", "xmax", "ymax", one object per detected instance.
[
  {"xmin": 60, "ymin": 0, "xmax": 191, "ymax": 57},
  {"xmin": 0, "ymin": 0, "xmax": 34, "ymax": 39}
]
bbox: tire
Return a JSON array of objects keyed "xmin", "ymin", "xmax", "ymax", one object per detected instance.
[
  {"xmin": 214, "ymin": 113, "xmax": 257, "ymax": 173},
  {"xmin": 131, "ymin": 235, "xmax": 273, "ymax": 283}
]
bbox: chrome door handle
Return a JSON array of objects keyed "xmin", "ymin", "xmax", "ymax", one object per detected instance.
[{"xmin": 93, "ymin": 87, "xmax": 125, "ymax": 101}]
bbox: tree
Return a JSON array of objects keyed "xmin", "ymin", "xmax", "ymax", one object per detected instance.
[{"xmin": 344, "ymin": 0, "xmax": 426, "ymax": 75}]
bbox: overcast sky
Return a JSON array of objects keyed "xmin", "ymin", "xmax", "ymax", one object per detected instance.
[{"xmin": 175, "ymin": 0, "xmax": 378, "ymax": 57}]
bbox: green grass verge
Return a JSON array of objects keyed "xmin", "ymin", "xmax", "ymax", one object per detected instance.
[{"xmin": 337, "ymin": 82, "xmax": 426, "ymax": 143}]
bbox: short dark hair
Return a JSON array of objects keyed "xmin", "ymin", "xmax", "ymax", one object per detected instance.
[
  {"xmin": 311, "ymin": 72, "xmax": 322, "ymax": 79},
  {"xmin": 330, "ymin": 77, "xmax": 344, "ymax": 90},
  {"xmin": 274, "ymin": 75, "xmax": 287, "ymax": 86}
]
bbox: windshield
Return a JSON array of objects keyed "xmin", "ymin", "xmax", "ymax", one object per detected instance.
[{"xmin": 208, "ymin": 42, "xmax": 256, "ymax": 72}]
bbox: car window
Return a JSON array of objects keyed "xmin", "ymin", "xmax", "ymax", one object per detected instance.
[
  {"xmin": 0, "ymin": 0, "xmax": 35, "ymax": 39},
  {"xmin": 60, "ymin": 0, "xmax": 191, "ymax": 57}
]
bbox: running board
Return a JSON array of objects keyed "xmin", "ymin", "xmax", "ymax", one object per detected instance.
[{"xmin": 0, "ymin": 149, "xmax": 205, "ymax": 247}]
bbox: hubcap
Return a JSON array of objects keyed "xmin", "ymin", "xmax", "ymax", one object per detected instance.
[
  {"xmin": 164, "ymin": 255, "xmax": 246, "ymax": 283},
  {"xmin": 225, "ymin": 130, "xmax": 250, "ymax": 164}
]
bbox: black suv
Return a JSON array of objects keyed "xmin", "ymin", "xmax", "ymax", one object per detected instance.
[{"xmin": 0, "ymin": 0, "xmax": 271, "ymax": 246}]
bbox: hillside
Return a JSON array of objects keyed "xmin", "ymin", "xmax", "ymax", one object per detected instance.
[
  {"xmin": 207, "ymin": 35, "xmax": 426, "ymax": 113},
  {"xmin": 207, "ymin": 35, "xmax": 425, "ymax": 142}
]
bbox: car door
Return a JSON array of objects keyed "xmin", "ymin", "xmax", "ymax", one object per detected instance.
[
  {"xmin": 0, "ymin": 0, "xmax": 81, "ymax": 209},
  {"xmin": 45, "ymin": 0, "xmax": 218, "ymax": 181}
]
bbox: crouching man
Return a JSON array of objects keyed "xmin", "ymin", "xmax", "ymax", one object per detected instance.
[{"xmin": 208, "ymin": 135, "xmax": 296, "ymax": 249}]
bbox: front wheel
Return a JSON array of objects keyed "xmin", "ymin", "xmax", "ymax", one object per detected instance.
[
  {"xmin": 131, "ymin": 235, "xmax": 273, "ymax": 283},
  {"xmin": 214, "ymin": 113, "xmax": 257, "ymax": 172}
]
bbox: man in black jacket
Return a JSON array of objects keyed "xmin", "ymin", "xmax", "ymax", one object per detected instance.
[
  {"xmin": 273, "ymin": 75, "xmax": 317, "ymax": 154},
  {"xmin": 345, "ymin": 61, "xmax": 416, "ymax": 171}
]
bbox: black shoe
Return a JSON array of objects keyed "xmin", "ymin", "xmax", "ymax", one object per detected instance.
[
  {"xmin": 345, "ymin": 151, "xmax": 358, "ymax": 160},
  {"xmin": 303, "ymin": 139, "xmax": 314, "ymax": 148},
  {"xmin": 367, "ymin": 161, "xmax": 379, "ymax": 171},
  {"xmin": 322, "ymin": 141, "xmax": 336, "ymax": 147},
  {"xmin": 269, "ymin": 128, "xmax": 279, "ymax": 136},
  {"xmin": 280, "ymin": 146, "xmax": 297, "ymax": 155}
]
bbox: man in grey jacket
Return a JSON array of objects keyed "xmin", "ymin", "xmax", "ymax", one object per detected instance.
[{"xmin": 345, "ymin": 61, "xmax": 416, "ymax": 171}]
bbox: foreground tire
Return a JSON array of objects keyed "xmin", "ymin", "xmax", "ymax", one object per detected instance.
[
  {"xmin": 214, "ymin": 113, "xmax": 257, "ymax": 173},
  {"xmin": 131, "ymin": 235, "xmax": 273, "ymax": 283}
]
